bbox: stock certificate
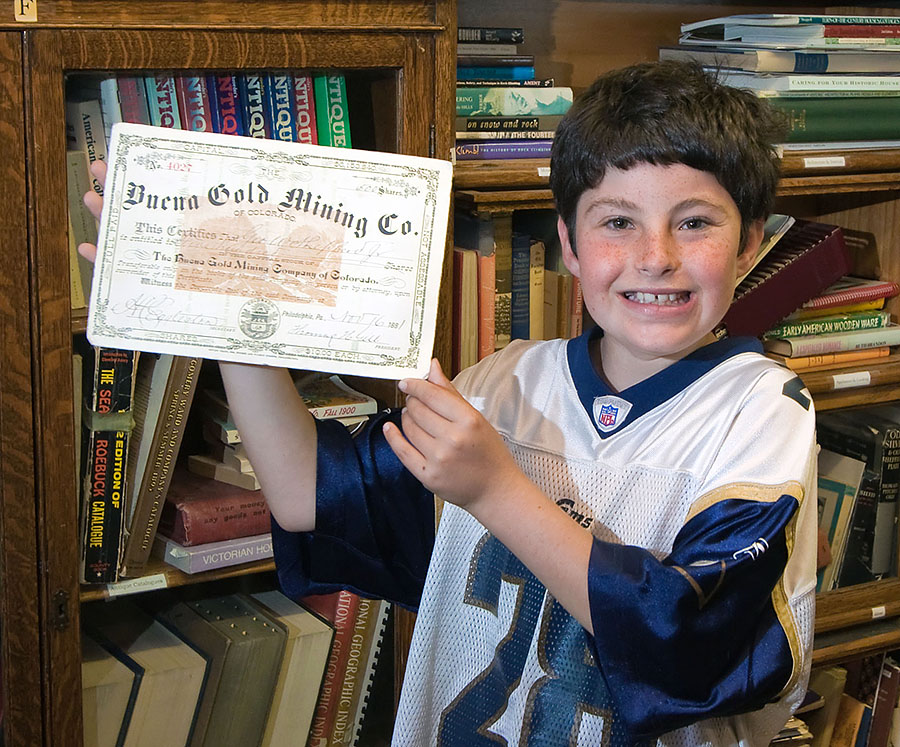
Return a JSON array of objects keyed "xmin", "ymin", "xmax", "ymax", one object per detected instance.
[{"xmin": 87, "ymin": 123, "xmax": 452, "ymax": 379}]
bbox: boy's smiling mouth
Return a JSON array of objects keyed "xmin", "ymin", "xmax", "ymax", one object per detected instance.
[{"xmin": 623, "ymin": 291, "xmax": 691, "ymax": 306}]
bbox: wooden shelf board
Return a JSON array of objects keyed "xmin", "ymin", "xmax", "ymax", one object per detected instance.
[
  {"xmin": 79, "ymin": 555, "xmax": 275, "ymax": 603},
  {"xmin": 813, "ymin": 616, "xmax": 900, "ymax": 668}
]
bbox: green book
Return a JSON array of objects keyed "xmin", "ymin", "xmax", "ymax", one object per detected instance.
[
  {"xmin": 313, "ymin": 73, "xmax": 352, "ymax": 147},
  {"xmin": 767, "ymin": 96, "xmax": 900, "ymax": 142},
  {"xmin": 763, "ymin": 310, "xmax": 891, "ymax": 339}
]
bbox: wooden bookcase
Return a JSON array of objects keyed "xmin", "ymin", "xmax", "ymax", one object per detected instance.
[
  {"xmin": 0, "ymin": 2, "xmax": 455, "ymax": 745},
  {"xmin": 453, "ymin": 0, "xmax": 900, "ymax": 681}
]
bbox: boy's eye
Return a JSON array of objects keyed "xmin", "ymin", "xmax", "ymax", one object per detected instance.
[
  {"xmin": 680, "ymin": 217, "xmax": 708, "ymax": 230},
  {"xmin": 604, "ymin": 216, "xmax": 632, "ymax": 230}
]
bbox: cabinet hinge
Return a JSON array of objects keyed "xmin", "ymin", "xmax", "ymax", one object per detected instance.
[
  {"xmin": 429, "ymin": 124, "xmax": 436, "ymax": 158},
  {"xmin": 51, "ymin": 589, "xmax": 70, "ymax": 631}
]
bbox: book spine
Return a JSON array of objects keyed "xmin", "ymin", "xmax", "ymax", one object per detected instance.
[
  {"xmin": 313, "ymin": 74, "xmax": 352, "ymax": 148},
  {"xmin": 119, "ymin": 356, "xmax": 201, "ymax": 577},
  {"xmin": 305, "ymin": 591, "xmax": 361, "ymax": 747},
  {"xmin": 307, "ymin": 402, "xmax": 375, "ymax": 420},
  {"xmin": 779, "ymin": 326, "xmax": 900, "ymax": 356},
  {"xmin": 292, "ymin": 73, "xmax": 318, "ymax": 144},
  {"xmin": 493, "ymin": 215, "xmax": 513, "ymax": 349},
  {"xmin": 208, "ymin": 74, "xmax": 246, "ymax": 135},
  {"xmin": 456, "ymin": 42, "xmax": 520, "ymax": 55},
  {"xmin": 162, "ymin": 490, "xmax": 271, "ymax": 546},
  {"xmin": 455, "ymin": 87, "xmax": 573, "ymax": 116},
  {"xmin": 824, "ymin": 24, "xmax": 900, "ymax": 37},
  {"xmin": 835, "ymin": 470, "xmax": 878, "ymax": 587},
  {"xmin": 456, "ymin": 78, "xmax": 555, "ymax": 87},
  {"xmin": 529, "ymin": 241, "xmax": 545, "ymax": 341},
  {"xmin": 454, "ymin": 139, "xmax": 553, "ymax": 160},
  {"xmin": 65, "ymin": 150, "xmax": 97, "ymax": 307},
  {"xmin": 347, "ymin": 601, "xmax": 390, "ymax": 746},
  {"xmin": 80, "ymin": 347, "xmax": 137, "ymax": 583},
  {"xmin": 456, "ymin": 129, "xmax": 557, "ymax": 140},
  {"xmin": 805, "ymin": 282, "xmax": 900, "ymax": 309},
  {"xmin": 510, "ymin": 233, "xmax": 531, "ymax": 341},
  {"xmin": 457, "ymin": 26, "xmax": 524, "ymax": 43},
  {"xmin": 65, "ymin": 96, "xmax": 108, "ymax": 195},
  {"xmin": 116, "ymin": 76, "xmax": 151, "ymax": 125},
  {"xmin": 800, "ymin": 15, "xmax": 900, "ymax": 25},
  {"xmin": 99, "ymin": 77, "xmax": 122, "ymax": 146},
  {"xmin": 144, "ymin": 74, "xmax": 182, "ymax": 128},
  {"xmin": 456, "ymin": 114, "xmax": 562, "ymax": 132},
  {"xmin": 265, "ymin": 73, "xmax": 297, "ymax": 142},
  {"xmin": 174, "ymin": 74, "xmax": 214, "ymax": 132},
  {"xmin": 569, "ymin": 274, "xmax": 584, "ymax": 338},
  {"xmin": 477, "ymin": 252, "xmax": 496, "ymax": 359},
  {"xmin": 239, "ymin": 73, "xmax": 271, "ymax": 139},
  {"xmin": 768, "ymin": 96, "xmax": 900, "ymax": 142},
  {"xmin": 764, "ymin": 310, "xmax": 891, "ymax": 338},
  {"xmin": 456, "ymin": 66, "xmax": 536, "ymax": 81},
  {"xmin": 330, "ymin": 597, "xmax": 376, "ymax": 745},
  {"xmin": 159, "ymin": 532, "xmax": 273, "ymax": 573},
  {"xmin": 456, "ymin": 54, "xmax": 535, "ymax": 68}
]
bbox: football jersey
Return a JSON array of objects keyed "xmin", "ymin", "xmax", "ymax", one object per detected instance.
[{"xmin": 393, "ymin": 333, "xmax": 817, "ymax": 746}]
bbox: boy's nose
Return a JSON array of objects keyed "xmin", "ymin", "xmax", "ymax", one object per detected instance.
[{"xmin": 637, "ymin": 233, "xmax": 679, "ymax": 275}]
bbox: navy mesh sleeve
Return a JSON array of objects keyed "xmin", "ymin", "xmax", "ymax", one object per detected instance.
[{"xmin": 272, "ymin": 410, "xmax": 436, "ymax": 608}]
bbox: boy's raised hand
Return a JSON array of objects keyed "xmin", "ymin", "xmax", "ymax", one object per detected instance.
[
  {"xmin": 384, "ymin": 358, "xmax": 525, "ymax": 512},
  {"xmin": 77, "ymin": 160, "xmax": 107, "ymax": 264}
]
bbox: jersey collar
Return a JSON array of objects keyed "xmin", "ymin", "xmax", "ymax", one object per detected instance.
[{"xmin": 566, "ymin": 327, "xmax": 763, "ymax": 438}]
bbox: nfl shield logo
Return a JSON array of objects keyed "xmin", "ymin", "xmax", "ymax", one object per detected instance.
[
  {"xmin": 592, "ymin": 395, "xmax": 633, "ymax": 434},
  {"xmin": 599, "ymin": 404, "xmax": 618, "ymax": 427}
]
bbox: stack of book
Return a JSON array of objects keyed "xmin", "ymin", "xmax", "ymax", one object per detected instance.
[
  {"xmin": 454, "ymin": 25, "xmax": 572, "ymax": 161},
  {"xmin": 659, "ymin": 13, "xmax": 900, "ymax": 163}
]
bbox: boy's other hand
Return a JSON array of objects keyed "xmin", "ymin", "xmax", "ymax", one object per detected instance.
[
  {"xmin": 383, "ymin": 358, "xmax": 525, "ymax": 512},
  {"xmin": 77, "ymin": 160, "xmax": 107, "ymax": 264}
]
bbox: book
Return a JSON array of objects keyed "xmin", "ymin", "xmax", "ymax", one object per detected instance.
[
  {"xmin": 456, "ymin": 42, "xmax": 520, "ymax": 55},
  {"xmin": 314, "ymin": 73, "xmax": 352, "ymax": 147},
  {"xmin": 119, "ymin": 353, "xmax": 201, "ymax": 578},
  {"xmin": 457, "ymin": 26, "xmax": 524, "ymax": 43},
  {"xmin": 292, "ymin": 373, "xmax": 379, "ymax": 420},
  {"xmin": 765, "ymin": 96, "xmax": 900, "ymax": 143},
  {"xmin": 78, "ymin": 344, "xmax": 138, "ymax": 584},
  {"xmin": 477, "ymin": 251, "xmax": 496, "ymax": 358},
  {"xmin": 144, "ymin": 73, "xmax": 182, "ymax": 128},
  {"xmin": 768, "ymin": 346, "xmax": 891, "ymax": 372},
  {"xmin": 456, "ymin": 129, "xmax": 557, "ymax": 140},
  {"xmin": 249, "ymin": 590, "xmax": 335, "ymax": 747},
  {"xmin": 763, "ymin": 323, "xmax": 900, "ymax": 357},
  {"xmin": 830, "ymin": 694, "xmax": 869, "ymax": 747},
  {"xmin": 722, "ymin": 220, "xmax": 852, "ymax": 339},
  {"xmin": 329, "ymin": 598, "xmax": 391, "ymax": 746},
  {"xmin": 153, "ymin": 531, "xmax": 273, "ymax": 573},
  {"xmin": 510, "ymin": 231, "xmax": 531, "ymax": 342},
  {"xmin": 187, "ymin": 453, "xmax": 262, "ymax": 490},
  {"xmin": 457, "ymin": 53, "xmax": 535, "ymax": 68},
  {"xmin": 116, "ymin": 76, "xmax": 152, "ymax": 125},
  {"xmin": 817, "ymin": 408, "xmax": 900, "ymax": 578},
  {"xmin": 763, "ymin": 310, "xmax": 891, "ymax": 339},
  {"xmin": 455, "ymin": 114, "xmax": 563, "ymax": 132},
  {"xmin": 65, "ymin": 149, "xmax": 97, "ymax": 310},
  {"xmin": 800, "ymin": 276, "xmax": 900, "ymax": 311},
  {"xmin": 455, "ymin": 86, "xmax": 573, "ymax": 116},
  {"xmin": 156, "ymin": 466, "xmax": 270, "ymax": 546},
  {"xmin": 806, "ymin": 666, "xmax": 850, "ymax": 747},
  {"xmin": 238, "ymin": 73, "xmax": 271, "ymax": 138},
  {"xmin": 816, "ymin": 447, "xmax": 867, "ymax": 591},
  {"xmin": 207, "ymin": 74, "xmax": 245, "ymax": 136},
  {"xmin": 868, "ymin": 659, "xmax": 900, "ymax": 747},
  {"xmin": 65, "ymin": 84, "xmax": 107, "ymax": 196},
  {"xmin": 204, "ymin": 416, "xmax": 241, "ymax": 445},
  {"xmin": 292, "ymin": 72, "xmax": 318, "ymax": 144},
  {"xmin": 264, "ymin": 72, "xmax": 297, "ymax": 142},
  {"xmin": 659, "ymin": 44, "xmax": 900, "ymax": 74},
  {"xmin": 453, "ymin": 139, "xmax": 553, "ymax": 160},
  {"xmin": 835, "ymin": 470, "xmax": 879, "ymax": 588},
  {"xmin": 303, "ymin": 590, "xmax": 362, "ymax": 747},
  {"xmin": 454, "ymin": 78, "xmax": 556, "ymax": 87},
  {"xmin": 787, "ymin": 299, "xmax": 887, "ymax": 321},
  {"xmin": 99, "ymin": 76, "xmax": 122, "ymax": 146},
  {"xmin": 165, "ymin": 595, "xmax": 285, "ymax": 746},
  {"xmin": 81, "ymin": 630, "xmax": 141, "ymax": 747},
  {"xmin": 452, "ymin": 247, "xmax": 479, "ymax": 374},
  {"xmin": 175, "ymin": 74, "xmax": 214, "ymax": 132},
  {"xmin": 715, "ymin": 70, "xmax": 900, "ymax": 94},
  {"xmin": 84, "ymin": 602, "xmax": 207, "ymax": 747},
  {"xmin": 528, "ymin": 240, "xmax": 546, "ymax": 341},
  {"xmin": 456, "ymin": 65, "xmax": 536, "ymax": 81}
]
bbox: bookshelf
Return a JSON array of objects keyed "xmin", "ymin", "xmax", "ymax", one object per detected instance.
[
  {"xmin": 0, "ymin": 2, "xmax": 454, "ymax": 744},
  {"xmin": 453, "ymin": 0, "xmax": 900, "ymax": 688}
]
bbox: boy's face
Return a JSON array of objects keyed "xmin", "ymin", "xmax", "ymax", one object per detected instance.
[{"xmin": 559, "ymin": 163, "xmax": 762, "ymax": 384}]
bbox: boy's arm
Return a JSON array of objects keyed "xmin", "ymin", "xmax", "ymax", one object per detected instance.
[{"xmin": 218, "ymin": 362, "xmax": 317, "ymax": 531}]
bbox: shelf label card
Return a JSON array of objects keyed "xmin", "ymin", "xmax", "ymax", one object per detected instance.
[
  {"xmin": 88, "ymin": 123, "xmax": 453, "ymax": 380},
  {"xmin": 106, "ymin": 573, "xmax": 168, "ymax": 597},
  {"xmin": 803, "ymin": 156, "xmax": 845, "ymax": 169},
  {"xmin": 872, "ymin": 605, "xmax": 887, "ymax": 619},
  {"xmin": 14, "ymin": 0, "xmax": 36, "ymax": 22},
  {"xmin": 832, "ymin": 371, "xmax": 871, "ymax": 390}
]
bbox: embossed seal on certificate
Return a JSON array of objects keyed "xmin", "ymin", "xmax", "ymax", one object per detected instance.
[
  {"xmin": 87, "ymin": 123, "xmax": 453, "ymax": 379},
  {"xmin": 239, "ymin": 299, "xmax": 280, "ymax": 339}
]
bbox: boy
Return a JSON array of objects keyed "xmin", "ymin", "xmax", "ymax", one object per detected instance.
[{"xmin": 83, "ymin": 61, "xmax": 817, "ymax": 745}]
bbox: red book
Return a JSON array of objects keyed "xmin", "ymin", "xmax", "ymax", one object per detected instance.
[
  {"xmin": 477, "ymin": 252, "xmax": 496, "ymax": 359},
  {"xmin": 292, "ymin": 73, "xmax": 318, "ymax": 144},
  {"xmin": 720, "ymin": 219, "xmax": 853, "ymax": 338},
  {"xmin": 824, "ymin": 24, "xmax": 900, "ymax": 38},
  {"xmin": 175, "ymin": 74, "xmax": 214, "ymax": 132},
  {"xmin": 452, "ymin": 247, "xmax": 478, "ymax": 375},
  {"xmin": 302, "ymin": 590, "xmax": 361, "ymax": 747},
  {"xmin": 156, "ymin": 466, "xmax": 270, "ymax": 546},
  {"xmin": 116, "ymin": 76, "xmax": 151, "ymax": 124}
]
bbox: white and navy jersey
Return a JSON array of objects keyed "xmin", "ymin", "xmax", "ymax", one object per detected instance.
[{"xmin": 272, "ymin": 330, "xmax": 818, "ymax": 746}]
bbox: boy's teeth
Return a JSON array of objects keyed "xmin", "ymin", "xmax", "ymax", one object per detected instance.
[{"xmin": 626, "ymin": 291, "xmax": 688, "ymax": 305}]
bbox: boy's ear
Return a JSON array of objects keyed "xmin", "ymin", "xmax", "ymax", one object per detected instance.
[
  {"xmin": 736, "ymin": 219, "xmax": 765, "ymax": 279},
  {"xmin": 559, "ymin": 216, "xmax": 581, "ymax": 277}
]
